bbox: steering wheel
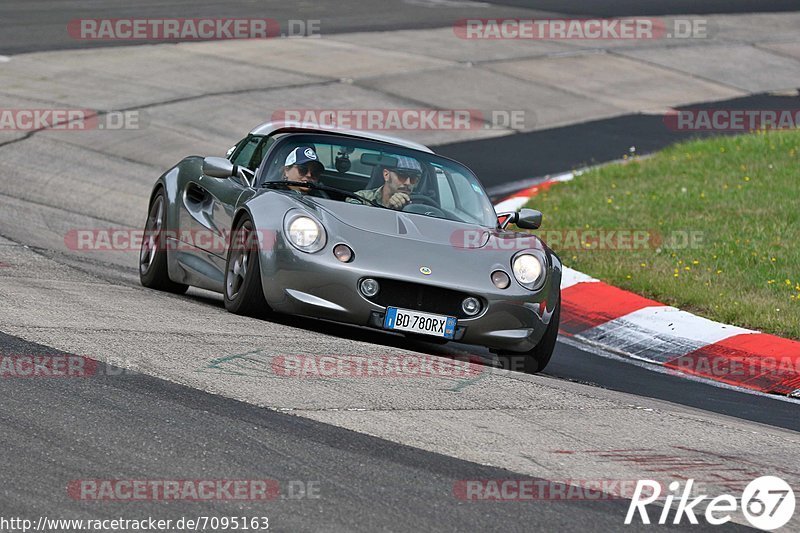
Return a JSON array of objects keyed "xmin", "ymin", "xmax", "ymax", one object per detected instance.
[
  {"xmin": 408, "ymin": 194, "xmax": 438, "ymax": 207},
  {"xmin": 403, "ymin": 195, "xmax": 447, "ymax": 218}
]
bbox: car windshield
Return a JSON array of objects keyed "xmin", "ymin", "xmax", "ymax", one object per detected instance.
[{"xmin": 259, "ymin": 134, "xmax": 498, "ymax": 227}]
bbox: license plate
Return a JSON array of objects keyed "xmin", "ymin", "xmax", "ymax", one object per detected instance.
[{"xmin": 383, "ymin": 307, "xmax": 457, "ymax": 339}]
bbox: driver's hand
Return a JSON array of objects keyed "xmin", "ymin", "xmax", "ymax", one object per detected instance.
[{"xmin": 387, "ymin": 192, "xmax": 410, "ymax": 209}]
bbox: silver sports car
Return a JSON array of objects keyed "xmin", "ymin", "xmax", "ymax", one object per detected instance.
[{"xmin": 139, "ymin": 122, "xmax": 562, "ymax": 373}]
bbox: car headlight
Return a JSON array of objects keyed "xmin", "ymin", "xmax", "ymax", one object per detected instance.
[
  {"xmin": 512, "ymin": 253, "xmax": 545, "ymax": 289},
  {"xmin": 284, "ymin": 214, "xmax": 326, "ymax": 253}
]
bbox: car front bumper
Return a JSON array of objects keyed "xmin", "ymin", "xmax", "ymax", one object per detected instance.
[{"xmin": 258, "ymin": 233, "xmax": 561, "ymax": 353}]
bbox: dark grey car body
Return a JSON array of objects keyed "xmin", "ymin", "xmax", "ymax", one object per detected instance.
[{"xmin": 144, "ymin": 123, "xmax": 562, "ymax": 354}]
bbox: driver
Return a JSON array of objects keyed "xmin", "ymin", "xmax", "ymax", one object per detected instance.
[
  {"xmin": 353, "ymin": 156, "xmax": 423, "ymax": 209},
  {"xmin": 282, "ymin": 146, "xmax": 324, "ymax": 192}
]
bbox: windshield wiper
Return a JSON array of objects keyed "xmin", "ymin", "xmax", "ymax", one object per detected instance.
[{"xmin": 262, "ymin": 181, "xmax": 382, "ymax": 207}]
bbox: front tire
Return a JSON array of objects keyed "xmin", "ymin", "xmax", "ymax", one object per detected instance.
[
  {"xmin": 139, "ymin": 189, "xmax": 189, "ymax": 294},
  {"xmin": 224, "ymin": 216, "xmax": 271, "ymax": 317},
  {"xmin": 500, "ymin": 298, "xmax": 560, "ymax": 374}
]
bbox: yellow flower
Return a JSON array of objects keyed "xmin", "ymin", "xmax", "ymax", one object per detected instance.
[
  {"xmin": 692, "ymin": 260, "xmax": 699, "ymax": 265},
  {"xmin": 716, "ymin": 270, "xmax": 723, "ymax": 274},
  {"xmin": 640, "ymin": 262, "xmax": 647, "ymax": 267},
  {"xmin": 743, "ymin": 176, "xmax": 750, "ymax": 181},
  {"xmin": 684, "ymin": 266, "xmax": 691, "ymax": 271},
  {"xmin": 767, "ymin": 280, "xmax": 775, "ymax": 285}
]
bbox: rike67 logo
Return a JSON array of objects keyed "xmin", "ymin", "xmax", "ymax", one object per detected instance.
[{"xmin": 626, "ymin": 476, "xmax": 795, "ymax": 530}]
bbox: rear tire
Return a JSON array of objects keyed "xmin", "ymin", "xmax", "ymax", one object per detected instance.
[
  {"xmin": 223, "ymin": 216, "xmax": 271, "ymax": 317},
  {"xmin": 139, "ymin": 189, "xmax": 189, "ymax": 294}
]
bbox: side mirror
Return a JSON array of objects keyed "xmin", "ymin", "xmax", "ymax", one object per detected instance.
[
  {"xmin": 516, "ymin": 208, "xmax": 542, "ymax": 230},
  {"xmin": 202, "ymin": 157, "xmax": 235, "ymax": 178}
]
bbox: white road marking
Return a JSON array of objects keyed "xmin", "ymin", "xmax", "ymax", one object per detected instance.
[
  {"xmin": 591, "ymin": 305, "xmax": 755, "ymax": 346},
  {"xmin": 560, "ymin": 267, "xmax": 598, "ymax": 289}
]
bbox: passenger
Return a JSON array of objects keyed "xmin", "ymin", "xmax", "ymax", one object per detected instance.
[{"xmin": 354, "ymin": 156, "xmax": 423, "ymax": 209}]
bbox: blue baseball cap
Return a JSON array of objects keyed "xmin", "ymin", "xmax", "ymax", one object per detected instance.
[{"xmin": 285, "ymin": 146, "xmax": 323, "ymax": 169}]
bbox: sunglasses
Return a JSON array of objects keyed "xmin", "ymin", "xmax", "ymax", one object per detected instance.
[
  {"xmin": 394, "ymin": 171, "xmax": 421, "ymax": 183},
  {"xmin": 294, "ymin": 164, "xmax": 322, "ymax": 179}
]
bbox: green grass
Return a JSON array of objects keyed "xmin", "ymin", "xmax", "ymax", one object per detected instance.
[{"xmin": 527, "ymin": 129, "xmax": 800, "ymax": 339}]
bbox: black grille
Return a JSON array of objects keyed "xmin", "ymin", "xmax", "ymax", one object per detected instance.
[{"xmin": 365, "ymin": 278, "xmax": 480, "ymax": 319}]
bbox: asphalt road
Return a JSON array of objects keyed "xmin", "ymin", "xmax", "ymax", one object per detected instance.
[
  {"xmin": 489, "ymin": 0, "xmax": 800, "ymax": 17},
  {"xmin": 436, "ymin": 93, "xmax": 800, "ymax": 195},
  {"xmin": 2, "ymin": 333, "xmax": 676, "ymax": 533},
  {"xmin": 547, "ymin": 340, "xmax": 800, "ymax": 433},
  {"xmin": 0, "ymin": 0, "xmax": 550, "ymax": 55},
  {"xmin": 9, "ymin": 329, "xmax": 759, "ymax": 532},
  {"xmin": 2, "ymin": 0, "xmax": 798, "ymax": 55}
]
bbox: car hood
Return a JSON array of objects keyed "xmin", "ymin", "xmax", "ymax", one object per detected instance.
[{"xmin": 311, "ymin": 199, "xmax": 493, "ymax": 249}]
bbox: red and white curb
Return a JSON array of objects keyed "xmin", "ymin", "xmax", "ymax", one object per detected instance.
[{"xmin": 495, "ymin": 179, "xmax": 800, "ymax": 398}]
